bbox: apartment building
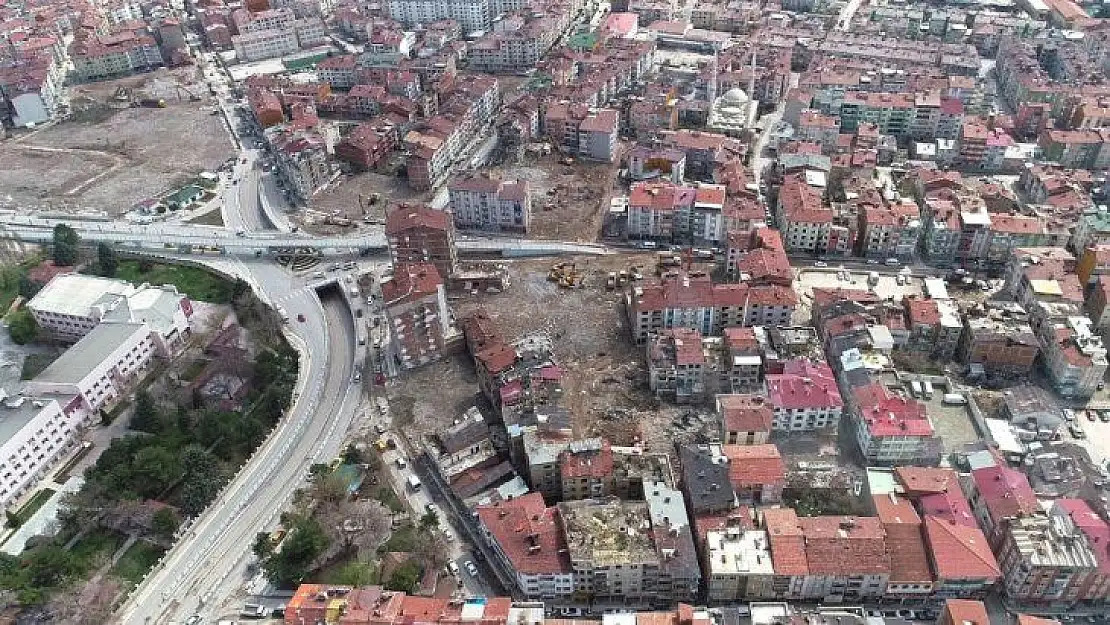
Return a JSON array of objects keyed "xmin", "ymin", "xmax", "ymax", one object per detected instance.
[
  {"xmin": 28, "ymin": 274, "xmax": 193, "ymax": 354},
  {"xmin": 25, "ymin": 323, "xmax": 156, "ymax": 414},
  {"xmin": 476, "ymin": 493, "xmax": 574, "ymax": 600},
  {"xmin": 722, "ymin": 443, "xmax": 786, "ymax": 505},
  {"xmin": 851, "ymin": 382, "xmax": 941, "ymax": 466},
  {"xmin": 776, "ymin": 175, "xmax": 832, "ymax": 254},
  {"xmin": 858, "ymin": 201, "xmax": 922, "ymax": 260},
  {"xmin": 764, "ymin": 358, "xmax": 843, "ymax": 431},
  {"xmin": 874, "ymin": 494, "xmax": 934, "ymax": 599},
  {"xmin": 718, "ymin": 393, "xmax": 773, "ymax": 445},
  {"xmin": 334, "ymin": 121, "xmax": 398, "ymax": 171},
  {"xmin": 705, "ymin": 528, "xmax": 775, "ymax": 602},
  {"xmin": 958, "ymin": 301, "xmax": 1039, "ymax": 375},
  {"xmin": 997, "ymin": 512, "xmax": 1104, "ymax": 608},
  {"xmin": 1039, "ymin": 316, "xmax": 1108, "ymax": 399},
  {"xmin": 447, "ymin": 175, "xmax": 531, "ymax": 233},
  {"xmin": 543, "ymin": 104, "xmax": 620, "ymax": 163},
  {"xmin": 961, "ymin": 463, "xmax": 1040, "ymax": 546},
  {"xmin": 385, "ymin": 0, "xmax": 498, "ymax": 32},
  {"xmin": 839, "ymin": 92, "xmax": 915, "ymax": 135},
  {"xmin": 903, "ymin": 296, "xmax": 962, "ymax": 360},
  {"xmin": 380, "ymin": 263, "xmax": 453, "ymax": 371},
  {"xmin": 647, "ymin": 328, "xmax": 706, "ymax": 404},
  {"xmin": 0, "ymin": 396, "xmax": 87, "ymax": 511},
  {"xmin": 0, "ymin": 57, "xmax": 66, "ymax": 128},
  {"xmin": 385, "ymin": 206, "xmax": 457, "ymax": 283},
  {"xmin": 721, "ymin": 326, "xmax": 764, "ymax": 392},
  {"xmin": 627, "ymin": 180, "xmax": 732, "ymax": 246},
  {"xmin": 69, "ymin": 28, "xmax": 164, "ymax": 82},
  {"xmin": 627, "ymin": 272, "xmax": 797, "ymax": 343},
  {"xmin": 797, "ymin": 515, "xmax": 892, "ymax": 601},
  {"xmin": 269, "ymin": 131, "xmax": 336, "ymax": 201}
]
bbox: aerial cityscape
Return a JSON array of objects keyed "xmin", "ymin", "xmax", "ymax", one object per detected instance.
[{"xmin": 2, "ymin": 0, "xmax": 1110, "ymax": 623}]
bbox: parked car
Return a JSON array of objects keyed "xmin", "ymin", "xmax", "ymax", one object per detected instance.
[
  {"xmin": 447, "ymin": 561, "xmax": 459, "ymax": 575},
  {"xmin": 464, "ymin": 561, "xmax": 478, "ymax": 576},
  {"xmin": 1070, "ymin": 424, "xmax": 1087, "ymax": 439}
]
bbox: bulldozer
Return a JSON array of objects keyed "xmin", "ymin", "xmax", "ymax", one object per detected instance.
[{"xmin": 548, "ymin": 262, "xmax": 583, "ymax": 289}]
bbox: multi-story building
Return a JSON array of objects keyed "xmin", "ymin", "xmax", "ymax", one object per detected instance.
[
  {"xmin": 776, "ymin": 174, "xmax": 832, "ymax": 254},
  {"xmin": 718, "ymin": 394, "xmax": 773, "ymax": 445},
  {"xmin": 380, "ymin": 263, "xmax": 454, "ymax": 371},
  {"xmin": 839, "ymin": 91, "xmax": 915, "ymax": 135},
  {"xmin": 334, "ymin": 122, "xmax": 398, "ymax": 171},
  {"xmin": 798, "ymin": 515, "xmax": 892, "ymax": 601},
  {"xmin": 0, "ymin": 56, "xmax": 66, "ymax": 128},
  {"xmin": 958, "ymin": 301, "xmax": 1040, "ymax": 375},
  {"xmin": 1039, "ymin": 129, "xmax": 1110, "ymax": 170},
  {"xmin": 722, "ymin": 443, "xmax": 785, "ymax": 505},
  {"xmin": 858, "ymin": 200, "xmax": 922, "ymax": 260},
  {"xmin": 28, "ymin": 274, "xmax": 193, "ymax": 354},
  {"xmin": 544, "ymin": 104, "xmax": 620, "ymax": 163},
  {"xmin": 558, "ymin": 439, "xmax": 614, "ymax": 501},
  {"xmin": 628, "ymin": 272, "xmax": 796, "ymax": 344},
  {"xmin": 558, "ymin": 497, "xmax": 700, "ymax": 607},
  {"xmin": 283, "ymin": 584, "xmax": 544, "ymax": 625},
  {"xmin": 903, "ymin": 296, "xmax": 962, "ymax": 360},
  {"xmin": 448, "ymin": 175, "xmax": 531, "ymax": 233},
  {"xmin": 1088, "ymin": 278, "xmax": 1110, "ymax": 331},
  {"xmin": 0, "ymin": 395, "xmax": 88, "ymax": 511},
  {"xmin": 25, "ymin": 322, "xmax": 156, "ymax": 414},
  {"xmin": 1039, "ymin": 316, "xmax": 1108, "ymax": 399},
  {"xmin": 385, "ymin": 205, "xmax": 458, "ymax": 282},
  {"xmin": 69, "ymin": 27, "xmax": 164, "ymax": 83},
  {"xmin": 647, "ymin": 327, "xmax": 706, "ymax": 403},
  {"xmin": 961, "ymin": 463, "xmax": 1040, "ymax": 546},
  {"xmin": 721, "ymin": 326, "xmax": 764, "ymax": 392},
  {"xmin": 922, "ymin": 515, "xmax": 1002, "ymax": 600},
  {"xmin": 874, "ymin": 494, "xmax": 935, "ymax": 599},
  {"xmin": 268, "ymin": 130, "xmax": 336, "ymax": 201},
  {"xmin": 851, "ymin": 382, "xmax": 940, "ymax": 466},
  {"xmin": 1076, "ymin": 244, "xmax": 1110, "ymax": 288},
  {"xmin": 385, "ymin": 0, "xmax": 502, "ymax": 32},
  {"xmin": 764, "ymin": 358, "xmax": 843, "ymax": 431},
  {"xmin": 1074, "ymin": 207, "xmax": 1110, "ymax": 254},
  {"xmin": 705, "ymin": 527, "xmax": 775, "ymax": 602},
  {"xmin": 997, "ymin": 512, "xmax": 1104, "ymax": 608},
  {"xmin": 937, "ymin": 600, "xmax": 990, "ymax": 625},
  {"xmin": 476, "ymin": 492, "xmax": 574, "ymax": 600}
]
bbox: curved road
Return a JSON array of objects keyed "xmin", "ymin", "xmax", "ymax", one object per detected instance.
[{"xmin": 119, "ymin": 281, "xmax": 361, "ymax": 624}]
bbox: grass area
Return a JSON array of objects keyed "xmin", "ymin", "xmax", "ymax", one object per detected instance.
[
  {"xmin": 317, "ymin": 559, "xmax": 379, "ymax": 586},
  {"xmin": 374, "ymin": 485, "xmax": 404, "ymax": 513},
  {"xmin": 70, "ymin": 528, "xmax": 126, "ymax": 568},
  {"xmin": 380, "ymin": 524, "xmax": 418, "ymax": 553},
  {"xmin": 0, "ymin": 253, "xmax": 46, "ymax": 314},
  {"xmin": 7, "ymin": 488, "xmax": 55, "ymax": 527},
  {"xmin": 110, "ymin": 541, "xmax": 165, "ymax": 586},
  {"xmin": 20, "ymin": 352, "xmax": 60, "ymax": 380},
  {"xmin": 180, "ymin": 358, "xmax": 209, "ymax": 382},
  {"xmin": 187, "ymin": 209, "xmax": 225, "ymax": 226},
  {"xmin": 115, "ymin": 260, "xmax": 234, "ymax": 303}
]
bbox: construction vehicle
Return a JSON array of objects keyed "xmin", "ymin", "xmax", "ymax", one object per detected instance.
[
  {"xmin": 136, "ymin": 98, "xmax": 167, "ymax": 108},
  {"xmin": 606, "ymin": 272, "xmax": 617, "ymax": 289},
  {"xmin": 547, "ymin": 262, "xmax": 584, "ymax": 288}
]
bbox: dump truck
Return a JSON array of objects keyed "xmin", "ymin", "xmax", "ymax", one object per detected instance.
[{"xmin": 138, "ymin": 98, "xmax": 167, "ymax": 108}]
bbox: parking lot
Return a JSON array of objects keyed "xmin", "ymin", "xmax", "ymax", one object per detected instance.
[
  {"xmin": 879, "ymin": 372, "xmax": 981, "ymax": 454},
  {"xmin": 1064, "ymin": 409, "xmax": 1110, "ymax": 471},
  {"xmin": 793, "ymin": 268, "xmax": 925, "ymax": 324}
]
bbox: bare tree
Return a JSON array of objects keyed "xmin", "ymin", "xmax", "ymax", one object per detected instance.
[
  {"xmin": 48, "ymin": 571, "xmax": 121, "ymax": 624},
  {"xmin": 416, "ymin": 530, "xmax": 450, "ymax": 572},
  {"xmin": 314, "ymin": 499, "xmax": 391, "ymax": 566}
]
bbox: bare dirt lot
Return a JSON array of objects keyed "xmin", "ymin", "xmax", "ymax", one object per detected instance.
[
  {"xmin": 494, "ymin": 156, "xmax": 619, "ymax": 243},
  {"xmin": 0, "ymin": 69, "xmax": 234, "ymax": 215},
  {"xmin": 300, "ymin": 171, "xmax": 423, "ymax": 236},
  {"xmin": 385, "ymin": 254, "xmax": 708, "ymax": 454}
]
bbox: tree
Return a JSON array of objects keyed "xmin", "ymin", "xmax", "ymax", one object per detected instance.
[
  {"xmin": 129, "ymin": 391, "xmax": 160, "ymax": 433},
  {"xmin": 45, "ymin": 576, "xmax": 121, "ymax": 624},
  {"xmin": 150, "ymin": 507, "xmax": 180, "ymax": 542},
  {"xmin": 96, "ymin": 243, "xmax": 118, "ymax": 277},
  {"xmin": 17, "ymin": 275, "xmax": 40, "ymax": 300},
  {"xmin": 384, "ymin": 560, "xmax": 422, "ymax": 593},
  {"xmin": 329, "ymin": 560, "xmax": 376, "ymax": 586},
  {"xmin": 25, "ymin": 545, "xmax": 78, "ymax": 587},
  {"xmin": 52, "ymin": 224, "xmax": 79, "ymax": 267},
  {"xmin": 418, "ymin": 510, "xmax": 438, "ymax": 531},
  {"xmin": 179, "ymin": 446, "xmax": 227, "ymax": 517},
  {"xmin": 415, "ymin": 530, "xmax": 450, "ymax": 572},
  {"xmin": 7, "ymin": 308, "xmax": 39, "ymax": 345},
  {"xmin": 315, "ymin": 499, "xmax": 390, "ymax": 564},
  {"xmin": 259, "ymin": 516, "xmax": 329, "ymax": 585}
]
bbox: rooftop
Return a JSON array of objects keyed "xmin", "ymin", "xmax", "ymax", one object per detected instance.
[
  {"xmin": 475, "ymin": 492, "xmax": 571, "ymax": 575},
  {"xmin": 28, "ymin": 273, "xmax": 135, "ymax": 318},
  {"xmin": 33, "ymin": 323, "xmax": 149, "ymax": 385},
  {"xmin": 558, "ymin": 499, "xmax": 658, "ymax": 567}
]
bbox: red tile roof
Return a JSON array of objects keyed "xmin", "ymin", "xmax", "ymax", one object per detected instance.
[
  {"xmin": 853, "ymin": 383, "xmax": 933, "ymax": 438},
  {"xmin": 761, "ymin": 507, "xmax": 809, "ymax": 576},
  {"xmin": 723, "ymin": 444, "xmax": 785, "ymax": 487},
  {"xmin": 874, "ymin": 495, "xmax": 933, "ymax": 584},
  {"xmin": 941, "ymin": 600, "xmax": 990, "ymax": 625},
  {"xmin": 905, "ymin": 296, "xmax": 940, "ymax": 327},
  {"xmin": 799, "ymin": 516, "xmax": 891, "ymax": 576},
  {"xmin": 1016, "ymin": 616, "xmax": 1061, "ymax": 625},
  {"xmin": 718, "ymin": 394, "xmax": 774, "ymax": 434},
  {"xmin": 475, "ymin": 493, "xmax": 572, "ymax": 575},
  {"xmin": 922, "ymin": 516, "xmax": 1001, "ymax": 582},
  {"xmin": 1054, "ymin": 499, "xmax": 1110, "ymax": 573},
  {"xmin": 917, "ymin": 490, "xmax": 978, "ymax": 529},
  {"xmin": 475, "ymin": 343, "xmax": 517, "ymax": 375},
  {"xmin": 969, "ymin": 465, "xmax": 1039, "ymax": 525},
  {"xmin": 381, "ymin": 263, "xmax": 443, "ymax": 306},
  {"xmin": 560, "ymin": 441, "xmax": 614, "ymax": 479},
  {"xmin": 896, "ymin": 467, "xmax": 959, "ymax": 496},
  {"xmin": 385, "ymin": 205, "xmax": 450, "ymax": 235},
  {"xmin": 765, "ymin": 359, "xmax": 843, "ymax": 411},
  {"xmin": 629, "ymin": 181, "xmax": 698, "ymax": 211}
]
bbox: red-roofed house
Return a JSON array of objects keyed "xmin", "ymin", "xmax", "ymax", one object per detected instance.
[
  {"xmin": 937, "ymin": 599, "xmax": 990, "ymax": 625},
  {"xmin": 874, "ymin": 494, "xmax": 935, "ymax": 597},
  {"xmin": 448, "ymin": 175, "xmax": 531, "ymax": 233},
  {"xmin": 922, "ymin": 516, "xmax": 1001, "ymax": 599},
  {"xmin": 852, "ymin": 382, "xmax": 940, "ymax": 465},
  {"xmin": 760, "ymin": 507, "xmax": 809, "ymax": 597},
  {"xmin": 544, "ymin": 103, "xmax": 619, "ymax": 162},
  {"xmin": 385, "ymin": 205, "xmax": 457, "ymax": 282},
  {"xmin": 717, "ymin": 394, "xmax": 773, "ymax": 445},
  {"xmin": 627, "ymin": 181, "xmax": 698, "ymax": 242},
  {"xmin": 799, "ymin": 516, "xmax": 891, "ymax": 600},
  {"xmin": 559, "ymin": 440, "xmax": 616, "ymax": 500},
  {"xmin": 722, "ymin": 444, "xmax": 785, "ymax": 504},
  {"xmin": 381, "ymin": 263, "xmax": 452, "ymax": 372},
  {"xmin": 734, "ymin": 227, "xmax": 792, "ymax": 287},
  {"xmin": 961, "ymin": 464, "xmax": 1039, "ymax": 545},
  {"xmin": 765, "ymin": 358, "xmax": 843, "ymax": 431},
  {"xmin": 476, "ymin": 493, "xmax": 573, "ymax": 600},
  {"xmin": 1052, "ymin": 499, "xmax": 1110, "ymax": 596},
  {"xmin": 777, "ymin": 174, "xmax": 833, "ymax": 254}
]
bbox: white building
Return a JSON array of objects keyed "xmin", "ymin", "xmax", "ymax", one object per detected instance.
[
  {"xmin": 447, "ymin": 176, "xmax": 531, "ymax": 233},
  {"xmin": 0, "ymin": 394, "xmax": 88, "ymax": 511},
  {"xmin": 27, "ymin": 274, "xmax": 193, "ymax": 353},
  {"xmin": 705, "ymin": 528, "xmax": 775, "ymax": 602},
  {"xmin": 25, "ymin": 323, "xmax": 156, "ymax": 414},
  {"xmin": 1040, "ymin": 316, "xmax": 1109, "ymax": 399},
  {"xmin": 233, "ymin": 29, "xmax": 299, "ymax": 61},
  {"xmin": 386, "ymin": 0, "xmax": 495, "ymax": 33}
]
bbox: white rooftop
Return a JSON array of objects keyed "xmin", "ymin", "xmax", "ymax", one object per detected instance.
[
  {"xmin": 706, "ymin": 528, "xmax": 774, "ymax": 576},
  {"xmin": 28, "ymin": 274, "xmax": 135, "ymax": 318}
]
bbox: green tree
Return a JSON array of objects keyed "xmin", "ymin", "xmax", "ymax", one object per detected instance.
[
  {"xmin": 384, "ymin": 560, "xmax": 422, "ymax": 593},
  {"xmin": 151, "ymin": 507, "xmax": 180, "ymax": 540},
  {"xmin": 178, "ymin": 446, "xmax": 227, "ymax": 517},
  {"xmin": 17, "ymin": 275, "xmax": 40, "ymax": 300},
  {"xmin": 25, "ymin": 545, "xmax": 78, "ymax": 587},
  {"xmin": 252, "ymin": 531, "xmax": 275, "ymax": 560},
  {"xmin": 52, "ymin": 224, "xmax": 79, "ymax": 267},
  {"xmin": 130, "ymin": 391, "xmax": 160, "ymax": 434},
  {"xmin": 259, "ymin": 517, "xmax": 329, "ymax": 585},
  {"xmin": 97, "ymin": 243, "xmax": 118, "ymax": 277},
  {"xmin": 131, "ymin": 446, "xmax": 180, "ymax": 498},
  {"xmin": 7, "ymin": 308, "xmax": 39, "ymax": 345},
  {"xmin": 330, "ymin": 561, "xmax": 376, "ymax": 586},
  {"xmin": 418, "ymin": 510, "xmax": 438, "ymax": 531}
]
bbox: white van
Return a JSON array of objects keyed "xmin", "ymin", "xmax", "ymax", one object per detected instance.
[{"xmin": 407, "ymin": 474, "xmax": 422, "ymax": 491}]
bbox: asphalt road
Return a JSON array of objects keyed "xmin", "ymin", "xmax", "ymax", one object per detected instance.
[{"xmin": 119, "ymin": 279, "xmax": 362, "ymax": 624}]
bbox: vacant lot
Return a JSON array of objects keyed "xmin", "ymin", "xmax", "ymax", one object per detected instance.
[
  {"xmin": 300, "ymin": 171, "xmax": 420, "ymax": 236},
  {"xmin": 388, "ymin": 254, "xmax": 707, "ymax": 453},
  {"xmin": 496, "ymin": 156, "xmax": 620, "ymax": 242},
  {"xmin": 0, "ymin": 68, "xmax": 233, "ymax": 216}
]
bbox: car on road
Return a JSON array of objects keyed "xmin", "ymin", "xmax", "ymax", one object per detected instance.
[
  {"xmin": 1101, "ymin": 410, "xmax": 1110, "ymax": 423},
  {"xmin": 447, "ymin": 561, "xmax": 459, "ymax": 575},
  {"xmin": 296, "ymin": 313, "xmax": 305, "ymax": 322},
  {"xmin": 1070, "ymin": 424, "xmax": 1087, "ymax": 439},
  {"xmin": 241, "ymin": 603, "xmax": 268, "ymax": 618},
  {"xmin": 464, "ymin": 561, "xmax": 478, "ymax": 576},
  {"xmin": 866, "ymin": 259, "xmax": 879, "ymax": 265},
  {"xmin": 396, "ymin": 457, "xmax": 407, "ymax": 469},
  {"xmin": 185, "ymin": 616, "xmax": 202, "ymax": 625},
  {"xmin": 813, "ymin": 261, "xmax": 828, "ymax": 267},
  {"xmin": 1089, "ymin": 410, "xmax": 1098, "ymax": 422}
]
